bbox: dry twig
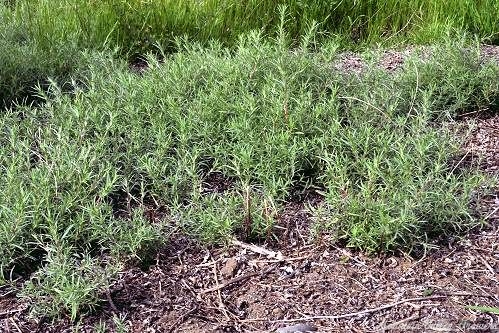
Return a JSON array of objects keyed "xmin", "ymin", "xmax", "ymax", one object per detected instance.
[
  {"xmin": 201, "ymin": 264, "xmax": 277, "ymax": 294},
  {"xmin": 231, "ymin": 239, "xmax": 283, "ymax": 260},
  {"xmin": 212, "ymin": 260, "xmax": 231, "ymax": 321},
  {"xmin": 167, "ymin": 305, "xmax": 199, "ymax": 333},
  {"xmin": 382, "ymin": 313, "xmax": 420, "ymax": 331},
  {"xmin": 242, "ymin": 296, "xmax": 447, "ymax": 323},
  {"xmin": 0, "ymin": 309, "xmax": 23, "ymax": 318},
  {"xmin": 9, "ymin": 318, "xmax": 22, "ymax": 333},
  {"xmin": 106, "ymin": 288, "xmax": 118, "ymax": 313}
]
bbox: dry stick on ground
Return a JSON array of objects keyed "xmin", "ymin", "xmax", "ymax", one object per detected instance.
[
  {"xmin": 249, "ymin": 255, "xmax": 311, "ymax": 264},
  {"xmin": 212, "ymin": 260, "xmax": 231, "ymax": 321},
  {"xmin": 449, "ymin": 150, "xmax": 471, "ymax": 175},
  {"xmin": 167, "ymin": 305, "xmax": 199, "ymax": 333},
  {"xmin": 181, "ymin": 279, "xmax": 200, "ymax": 300},
  {"xmin": 0, "ymin": 309, "xmax": 24, "ymax": 317},
  {"xmin": 106, "ymin": 288, "xmax": 118, "ymax": 313},
  {"xmin": 484, "ymin": 206, "xmax": 499, "ymax": 220},
  {"xmin": 478, "ymin": 254, "xmax": 497, "ymax": 276},
  {"xmin": 431, "ymin": 289, "xmax": 497, "ymax": 299},
  {"xmin": 383, "ymin": 313, "xmax": 420, "ymax": 331},
  {"xmin": 231, "ymin": 239, "xmax": 283, "ymax": 260},
  {"xmin": 242, "ymin": 296, "xmax": 447, "ymax": 323},
  {"xmin": 0, "ymin": 290, "xmax": 15, "ymax": 298},
  {"xmin": 201, "ymin": 264, "xmax": 277, "ymax": 294},
  {"xmin": 463, "ymin": 277, "xmax": 499, "ymax": 301},
  {"xmin": 9, "ymin": 318, "xmax": 22, "ymax": 333},
  {"xmin": 243, "ymin": 186, "xmax": 252, "ymax": 240}
]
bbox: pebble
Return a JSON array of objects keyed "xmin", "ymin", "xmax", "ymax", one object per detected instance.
[
  {"xmin": 220, "ymin": 257, "xmax": 239, "ymax": 278},
  {"xmin": 271, "ymin": 307, "xmax": 284, "ymax": 319}
]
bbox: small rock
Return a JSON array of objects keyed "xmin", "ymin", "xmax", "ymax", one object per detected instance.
[
  {"xmin": 221, "ymin": 257, "xmax": 239, "ymax": 278},
  {"xmin": 276, "ymin": 323, "xmax": 317, "ymax": 333},
  {"xmin": 271, "ymin": 307, "xmax": 284, "ymax": 319},
  {"xmin": 387, "ymin": 257, "xmax": 398, "ymax": 268}
]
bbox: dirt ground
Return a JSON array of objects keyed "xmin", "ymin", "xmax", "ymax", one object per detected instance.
[{"xmin": 1, "ymin": 46, "xmax": 499, "ymax": 333}]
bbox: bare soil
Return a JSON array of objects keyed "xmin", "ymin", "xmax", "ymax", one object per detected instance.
[{"xmin": 1, "ymin": 46, "xmax": 499, "ymax": 333}]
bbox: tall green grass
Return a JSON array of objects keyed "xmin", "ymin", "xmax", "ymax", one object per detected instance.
[
  {"xmin": 6, "ymin": 0, "xmax": 499, "ymax": 58},
  {"xmin": 2, "ymin": 0, "xmax": 497, "ymax": 107},
  {"xmin": 0, "ymin": 4, "xmax": 87, "ymax": 108}
]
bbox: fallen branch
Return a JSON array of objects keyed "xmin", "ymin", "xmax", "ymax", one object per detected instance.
[
  {"xmin": 484, "ymin": 206, "xmax": 499, "ymax": 220},
  {"xmin": 435, "ymin": 290, "xmax": 496, "ymax": 298},
  {"xmin": 382, "ymin": 313, "xmax": 420, "ymax": 330},
  {"xmin": 10, "ymin": 317, "xmax": 23, "ymax": 333},
  {"xmin": 168, "ymin": 305, "xmax": 199, "ymax": 333},
  {"xmin": 212, "ymin": 261, "xmax": 231, "ymax": 320},
  {"xmin": 106, "ymin": 288, "xmax": 118, "ymax": 313},
  {"xmin": 0, "ymin": 308, "xmax": 24, "ymax": 317},
  {"xmin": 242, "ymin": 296, "xmax": 447, "ymax": 323},
  {"xmin": 201, "ymin": 264, "xmax": 276, "ymax": 294},
  {"xmin": 231, "ymin": 239, "xmax": 284, "ymax": 260}
]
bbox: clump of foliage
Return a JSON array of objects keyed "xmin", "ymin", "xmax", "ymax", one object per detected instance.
[{"xmin": 0, "ymin": 28, "xmax": 498, "ymax": 320}]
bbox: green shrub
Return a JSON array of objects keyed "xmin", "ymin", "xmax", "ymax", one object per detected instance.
[{"xmin": 1, "ymin": 33, "xmax": 498, "ymax": 318}]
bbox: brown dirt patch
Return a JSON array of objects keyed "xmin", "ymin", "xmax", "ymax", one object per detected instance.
[
  {"xmin": 2, "ymin": 186, "xmax": 499, "ymax": 333},
  {"xmin": 463, "ymin": 116, "xmax": 499, "ymax": 174},
  {"xmin": 334, "ymin": 44, "xmax": 499, "ymax": 74}
]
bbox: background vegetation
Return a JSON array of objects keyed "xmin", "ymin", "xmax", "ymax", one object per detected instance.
[
  {"xmin": 2, "ymin": 0, "xmax": 498, "ymax": 107},
  {"xmin": 5, "ymin": 0, "xmax": 499, "ymax": 58}
]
